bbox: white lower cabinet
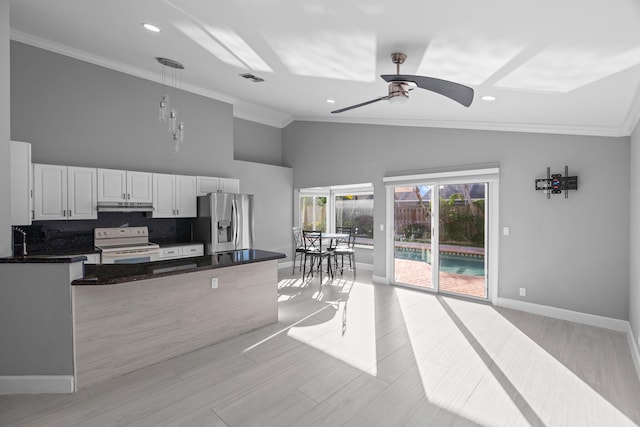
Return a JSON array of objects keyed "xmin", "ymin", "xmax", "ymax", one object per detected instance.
[
  {"xmin": 158, "ymin": 244, "xmax": 204, "ymax": 260},
  {"xmin": 153, "ymin": 174, "xmax": 197, "ymax": 218},
  {"xmin": 33, "ymin": 164, "xmax": 97, "ymax": 221},
  {"xmin": 82, "ymin": 253, "xmax": 101, "ymax": 264}
]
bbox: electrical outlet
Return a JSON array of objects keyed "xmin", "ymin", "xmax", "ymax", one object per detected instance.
[
  {"xmin": 211, "ymin": 277, "xmax": 218, "ymax": 289},
  {"xmin": 519, "ymin": 287, "xmax": 526, "ymax": 297}
]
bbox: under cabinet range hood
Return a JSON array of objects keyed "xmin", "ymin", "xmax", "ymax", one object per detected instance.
[{"xmin": 96, "ymin": 202, "xmax": 154, "ymax": 213}]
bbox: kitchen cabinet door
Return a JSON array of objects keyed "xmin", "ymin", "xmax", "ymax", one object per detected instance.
[
  {"xmin": 196, "ymin": 176, "xmax": 219, "ymax": 196},
  {"xmin": 219, "ymin": 178, "xmax": 240, "ymax": 194},
  {"xmin": 10, "ymin": 141, "xmax": 32, "ymax": 225},
  {"xmin": 33, "ymin": 164, "xmax": 68, "ymax": 220},
  {"xmin": 175, "ymin": 175, "xmax": 197, "ymax": 217},
  {"xmin": 152, "ymin": 173, "xmax": 176, "ymax": 218},
  {"xmin": 127, "ymin": 171, "xmax": 153, "ymax": 203},
  {"xmin": 67, "ymin": 167, "xmax": 97, "ymax": 219},
  {"xmin": 97, "ymin": 168, "xmax": 127, "ymax": 202}
]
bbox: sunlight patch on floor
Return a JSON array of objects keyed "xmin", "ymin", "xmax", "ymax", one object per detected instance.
[
  {"xmin": 394, "ymin": 289, "xmax": 636, "ymax": 426},
  {"xmin": 286, "ymin": 281, "xmax": 378, "ymax": 374}
]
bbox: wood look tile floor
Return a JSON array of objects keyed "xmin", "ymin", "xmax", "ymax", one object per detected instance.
[{"xmin": 2, "ymin": 270, "xmax": 640, "ymax": 426}]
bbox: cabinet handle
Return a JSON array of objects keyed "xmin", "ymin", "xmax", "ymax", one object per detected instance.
[
  {"xmin": 127, "ymin": 193, "xmax": 131, "ymax": 200},
  {"xmin": 122, "ymin": 193, "xmax": 126, "ymax": 200},
  {"xmin": 68, "ymin": 210, "xmax": 72, "ymax": 217},
  {"xmin": 176, "ymin": 209, "xmax": 179, "ymax": 215},
  {"xmin": 63, "ymin": 210, "xmax": 66, "ymax": 217}
]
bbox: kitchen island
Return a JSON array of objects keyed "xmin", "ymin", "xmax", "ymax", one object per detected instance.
[{"xmin": 0, "ymin": 249, "xmax": 285, "ymax": 393}]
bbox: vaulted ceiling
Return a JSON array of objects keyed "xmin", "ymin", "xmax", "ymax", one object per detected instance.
[{"xmin": 10, "ymin": 0, "xmax": 640, "ymax": 135}]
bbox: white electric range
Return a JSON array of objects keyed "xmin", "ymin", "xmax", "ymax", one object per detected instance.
[{"xmin": 94, "ymin": 226, "xmax": 160, "ymax": 264}]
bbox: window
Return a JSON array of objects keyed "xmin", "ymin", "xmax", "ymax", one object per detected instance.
[
  {"xmin": 334, "ymin": 193, "xmax": 374, "ymax": 246},
  {"xmin": 300, "ymin": 194, "xmax": 327, "ymax": 232},
  {"xmin": 299, "ymin": 184, "xmax": 374, "ymax": 247}
]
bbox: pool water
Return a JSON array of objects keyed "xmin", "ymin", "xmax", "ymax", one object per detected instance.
[{"xmin": 395, "ymin": 247, "xmax": 485, "ymax": 277}]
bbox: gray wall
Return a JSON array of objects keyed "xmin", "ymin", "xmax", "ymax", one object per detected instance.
[
  {"xmin": 631, "ymin": 123, "xmax": 640, "ymax": 344},
  {"xmin": 11, "ymin": 42, "xmax": 234, "ymax": 177},
  {"xmin": 233, "ymin": 160, "xmax": 292, "ymax": 259},
  {"xmin": 283, "ymin": 121, "xmax": 630, "ymax": 320},
  {"xmin": 9, "ymin": 41, "xmax": 292, "ymax": 259},
  {"xmin": 1, "ymin": 0, "xmax": 10, "ymax": 257},
  {"xmin": 0, "ymin": 263, "xmax": 80, "ymax": 376},
  {"xmin": 234, "ymin": 118, "xmax": 284, "ymax": 166}
]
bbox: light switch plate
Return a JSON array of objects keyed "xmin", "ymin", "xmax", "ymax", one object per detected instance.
[
  {"xmin": 211, "ymin": 277, "xmax": 218, "ymax": 289},
  {"xmin": 503, "ymin": 226, "xmax": 510, "ymax": 236}
]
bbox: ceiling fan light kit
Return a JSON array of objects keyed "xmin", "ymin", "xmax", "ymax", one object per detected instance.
[{"xmin": 332, "ymin": 52, "xmax": 474, "ymax": 114}]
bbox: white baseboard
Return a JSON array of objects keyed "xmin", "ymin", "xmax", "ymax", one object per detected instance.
[
  {"xmin": 627, "ymin": 323, "xmax": 640, "ymax": 381},
  {"xmin": 496, "ymin": 297, "xmax": 628, "ymax": 332},
  {"xmin": 372, "ymin": 274, "xmax": 388, "ymax": 285},
  {"xmin": 0, "ymin": 375, "xmax": 75, "ymax": 394},
  {"xmin": 278, "ymin": 261, "xmax": 293, "ymax": 270}
]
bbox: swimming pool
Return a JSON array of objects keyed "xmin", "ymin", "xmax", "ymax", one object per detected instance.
[{"xmin": 394, "ymin": 247, "xmax": 485, "ymax": 277}]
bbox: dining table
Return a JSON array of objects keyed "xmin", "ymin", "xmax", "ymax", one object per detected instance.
[{"xmin": 302, "ymin": 232, "xmax": 349, "ymax": 282}]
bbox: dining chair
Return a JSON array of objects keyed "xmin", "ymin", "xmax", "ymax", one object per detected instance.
[
  {"xmin": 292, "ymin": 227, "xmax": 306, "ymax": 274},
  {"xmin": 333, "ymin": 226, "xmax": 357, "ymax": 278},
  {"xmin": 302, "ymin": 230, "xmax": 333, "ymax": 283}
]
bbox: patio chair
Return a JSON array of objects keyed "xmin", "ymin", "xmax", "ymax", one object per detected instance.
[
  {"xmin": 333, "ymin": 227, "xmax": 357, "ymax": 278},
  {"xmin": 302, "ymin": 230, "xmax": 333, "ymax": 283},
  {"xmin": 292, "ymin": 227, "xmax": 306, "ymax": 274}
]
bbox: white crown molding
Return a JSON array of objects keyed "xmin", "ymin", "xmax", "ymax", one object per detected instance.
[
  {"xmin": 232, "ymin": 101, "xmax": 292, "ymax": 128},
  {"xmin": 10, "ymin": 30, "xmax": 292, "ymax": 129},
  {"xmin": 0, "ymin": 375, "xmax": 74, "ymax": 394},
  {"xmin": 294, "ymin": 115, "xmax": 629, "ymax": 138}
]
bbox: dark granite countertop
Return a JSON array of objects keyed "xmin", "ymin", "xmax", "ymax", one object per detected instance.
[
  {"xmin": 0, "ymin": 255, "xmax": 88, "ymax": 264},
  {"xmin": 0, "ymin": 247, "xmax": 100, "ymax": 264},
  {"xmin": 73, "ymin": 249, "xmax": 285, "ymax": 285}
]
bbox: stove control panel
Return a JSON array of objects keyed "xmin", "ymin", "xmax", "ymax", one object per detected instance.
[{"xmin": 95, "ymin": 227, "xmax": 149, "ymax": 239}]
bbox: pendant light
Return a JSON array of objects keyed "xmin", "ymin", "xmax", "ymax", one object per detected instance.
[{"xmin": 157, "ymin": 57, "xmax": 185, "ymax": 152}]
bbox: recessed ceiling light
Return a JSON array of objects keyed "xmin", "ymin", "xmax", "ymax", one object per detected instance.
[
  {"xmin": 326, "ymin": 99, "xmax": 336, "ymax": 104},
  {"xmin": 142, "ymin": 23, "xmax": 161, "ymax": 33},
  {"xmin": 481, "ymin": 95, "xmax": 496, "ymax": 101}
]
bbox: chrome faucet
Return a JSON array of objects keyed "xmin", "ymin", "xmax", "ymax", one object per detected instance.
[{"xmin": 14, "ymin": 227, "xmax": 27, "ymax": 256}]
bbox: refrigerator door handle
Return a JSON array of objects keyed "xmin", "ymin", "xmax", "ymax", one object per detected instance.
[{"xmin": 233, "ymin": 198, "xmax": 239, "ymax": 247}]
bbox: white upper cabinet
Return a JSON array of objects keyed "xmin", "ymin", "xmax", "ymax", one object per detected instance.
[
  {"xmin": 175, "ymin": 175, "xmax": 197, "ymax": 217},
  {"xmin": 10, "ymin": 141, "xmax": 32, "ymax": 225},
  {"xmin": 196, "ymin": 176, "xmax": 219, "ymax": 196},
  {"xmin": 196, "ymin": 176, "xmax": 240, "ymax": 195},
  {"xmin": 97, "ymin": 168, "xmax": 152, "ymax": 203},
  {"xmin": 152, "ymin": 173, "xmax": 176, "ymax": 218},
  {"xmin": 33, "ymin": 164, "xmax": 97, "ymax": 220},
  {"xmin": 152, "ymin": 174, "xmax": 196, "ymax": 218},
  {"xmin": 219, "ymin": 178, "xmax": 240, "ymax": 194},
  {"xmin": 127, "ymin": 171, "xmax": 153, "ymax": 203}
]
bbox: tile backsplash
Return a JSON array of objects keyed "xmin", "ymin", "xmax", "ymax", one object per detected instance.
[{"xmin": 18, "ymin": 212, "xmax": 192, "ymax": 255}]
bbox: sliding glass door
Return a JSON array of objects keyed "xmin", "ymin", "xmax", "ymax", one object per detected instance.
[
  {"xmin": 392, "ymin": 181, "xmax": 488, "ymax": 299},
  {"xmin": 437, "ymin": 183, "xmax": 487, "ymax": 298},
  {"xmin": 393, "ymin": 185, "xmax": 434, "ymax": 289}
]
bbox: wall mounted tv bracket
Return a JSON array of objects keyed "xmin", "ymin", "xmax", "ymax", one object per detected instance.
[{"xmin": 535, "ymin": 166, "xmax": 578, "ymax": 199}]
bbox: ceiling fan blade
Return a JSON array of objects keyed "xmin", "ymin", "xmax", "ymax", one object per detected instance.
[
  {"xmin": 331, "ymin": 95, "xmax": 390, "ymax": 114},
  {"xmin": 381, "ymin": 74, "xmax": 474, "ymax": 107}
]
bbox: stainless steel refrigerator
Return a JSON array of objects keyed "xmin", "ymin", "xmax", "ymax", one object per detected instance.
[{"xmin": 194, "ymin": 193, "xmax": 255, "ymax": 254}]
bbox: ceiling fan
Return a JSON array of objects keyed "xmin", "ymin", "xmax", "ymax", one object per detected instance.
[{"xmin": 331, "ymin": 52, "xmax": 474, "ymax": 114}]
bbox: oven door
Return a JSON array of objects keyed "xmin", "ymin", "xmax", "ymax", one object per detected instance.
[{"xmin": 100, "ymin": 248, "xmax": 160, "ymax": 264}]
